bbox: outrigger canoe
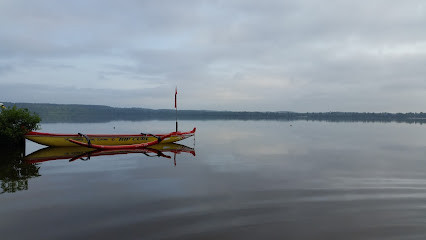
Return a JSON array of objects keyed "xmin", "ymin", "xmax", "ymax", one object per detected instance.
[{"xmin": 25, "ymin": 128, "xmax": 196, "ymax": 148}]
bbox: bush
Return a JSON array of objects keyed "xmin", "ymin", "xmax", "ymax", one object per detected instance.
[{"xmin": 0, "ymin": 106, "xmax": 41, "ymax": 145}]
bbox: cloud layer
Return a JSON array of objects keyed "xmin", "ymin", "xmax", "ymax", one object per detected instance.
[{"xmin": 1, "ymin": 0, "xmax": 425, "ymax": 111}]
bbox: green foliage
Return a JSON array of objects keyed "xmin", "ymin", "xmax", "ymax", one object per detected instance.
[{"xmin": 0, "ymin": 106, "xmax": 41, "ymax": 145}]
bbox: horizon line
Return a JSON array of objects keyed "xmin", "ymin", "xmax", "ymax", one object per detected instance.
[{"xmin": 3, "ymin": 101, "xmax": 426, "ymax": 114}]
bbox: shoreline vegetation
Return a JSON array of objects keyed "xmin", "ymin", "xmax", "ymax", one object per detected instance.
[
  {"xmin": 4, "ymin": 102, "xmax": 426, "ymax": 124},
  {"xmin": 0, "ymin": 105, "xmax": 41, "ymax": 148}
]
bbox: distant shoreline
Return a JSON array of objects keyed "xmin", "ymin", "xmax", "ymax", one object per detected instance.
[{"xmin": 3, "ymin": 102, "xmax": 426, "ymax": 124}]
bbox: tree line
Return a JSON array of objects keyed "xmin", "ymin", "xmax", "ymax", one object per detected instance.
[{"xmin": 3, "ymin": 102, "xmax": 426, "ymax": 124}]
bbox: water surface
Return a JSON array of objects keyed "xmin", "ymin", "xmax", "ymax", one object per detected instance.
[{"xmin": 2, "ymin": 120, "xmax": 426, "ymax": 239}]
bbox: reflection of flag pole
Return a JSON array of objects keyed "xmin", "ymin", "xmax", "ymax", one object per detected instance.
[
  {"xmin": 175, "ymin": 87, "xmax": 178, "ymax": 132},
  {"xmin": 174, "ymin": 152, "xmax": 177, "ymax": 166}
]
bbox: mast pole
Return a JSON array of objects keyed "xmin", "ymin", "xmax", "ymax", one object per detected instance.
[{"xmin": 175, "ymin": 87, "xmax": 178, "ymax": 132}]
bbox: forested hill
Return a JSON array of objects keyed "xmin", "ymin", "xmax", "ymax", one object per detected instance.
[{"xmin": 3, "ymin": 102, "xmax": 426, "ymax": 124}]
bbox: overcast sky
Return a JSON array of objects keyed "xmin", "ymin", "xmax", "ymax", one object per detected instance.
[{"xmin": 1, "ymin": 0, "xmax": 425, "ymax": 112}]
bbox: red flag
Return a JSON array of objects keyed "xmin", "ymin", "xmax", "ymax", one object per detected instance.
[{"xmin": 174, "ymin": 87, "xmax": 177, "ymax": 108}]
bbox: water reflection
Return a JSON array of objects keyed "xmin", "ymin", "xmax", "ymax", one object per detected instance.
[
  {"xmin": 0, "ymin": 148, "xmax": 41, "ymax": 194},
  {"xmin": 25, "ymin": 143, "xmax": 195, "ymax": 165},
  {"xmin": 5, "ymin": 121, "xmax": 426, "ymax": 239},
  {"xmin": 0, "ymin": 143, "xmax": 195, "ymax": 194}
]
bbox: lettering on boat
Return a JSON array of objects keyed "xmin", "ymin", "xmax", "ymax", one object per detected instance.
[{"xmin": 118, "ymin": 137, "xmax": 149, "ymax": 141}]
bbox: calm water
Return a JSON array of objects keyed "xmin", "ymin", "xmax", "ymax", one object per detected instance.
[{"xmin": 2, "ymin": 120, "xmax": 426, "ymax": 239}]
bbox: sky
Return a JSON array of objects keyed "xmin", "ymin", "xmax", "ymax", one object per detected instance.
[{"xmin": 0, "ymin": 0, "xmax": 425, "ymax": 112}]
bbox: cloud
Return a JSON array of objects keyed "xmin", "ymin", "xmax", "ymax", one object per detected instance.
[
  {"xmin": 0, "ymin": 64, "xmax": 14, "ymax": 75},
  {"xmin": 0, "ymin": 82, "xmax": 176, "ymax": 108},
  {"xmin": 0, "ymin": 0, "xmax": 425, "ymax": 111}
]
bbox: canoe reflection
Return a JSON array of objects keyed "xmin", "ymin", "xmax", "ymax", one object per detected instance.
[{"xmin": 25, "ymin": 143, "xmax": 195, "ymax": 165}]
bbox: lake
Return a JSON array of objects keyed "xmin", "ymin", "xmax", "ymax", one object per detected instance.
[{"xmin": 2, "ymin": 120, "xmax": 426, "ymax": 239}]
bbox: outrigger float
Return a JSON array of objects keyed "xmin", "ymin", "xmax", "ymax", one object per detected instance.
[{"xmin": 25, "ymin": 128, "xmax": 196, "ymax": 150}]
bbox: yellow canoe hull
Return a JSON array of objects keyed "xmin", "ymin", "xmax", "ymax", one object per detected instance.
[{"xmin": 25, "ymin": 128, "xmax": 196, "ymax": 147}]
